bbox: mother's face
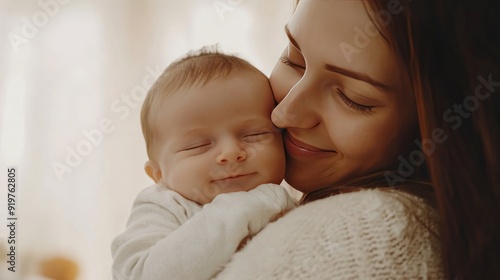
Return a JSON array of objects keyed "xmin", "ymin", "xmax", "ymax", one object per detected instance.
[{"xmin": 270, "ymin": 0, "xmax": 418, "ymax": 193}]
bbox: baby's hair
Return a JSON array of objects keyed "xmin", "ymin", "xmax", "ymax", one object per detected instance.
[{"xmin": 141, "ymin": 45, "xmax": 267, "ymax": 161}]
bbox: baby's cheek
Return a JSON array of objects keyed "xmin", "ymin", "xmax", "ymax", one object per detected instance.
[
  {"xmin": 167, "ymin": 162, "xmax": 197, "ymax": 190},
  {"xmin": 264, "ymin": 143, "xmax": 287, "ymax": 183}
]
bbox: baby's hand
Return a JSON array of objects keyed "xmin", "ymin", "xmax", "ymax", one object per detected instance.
[
  {"xmin": 209, "ymin": 184, "xmax": 297, "ymax": 236},
  {"xmin": 249, "ymin": 184, "xmax": 297, "ymax": 212},
  {"xmin": 244, "ymin": 184, "xmax": 297, "ymax": 235}
]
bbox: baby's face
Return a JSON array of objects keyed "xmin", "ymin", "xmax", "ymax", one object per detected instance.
[{"xmin": 152, "ymin": 72, "xmax": 285, "ymax": 204}]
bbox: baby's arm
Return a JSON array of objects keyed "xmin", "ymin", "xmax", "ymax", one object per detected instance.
[{"xmin": 111, "ymin": 184, "xmax": 296, "ymax": 280}]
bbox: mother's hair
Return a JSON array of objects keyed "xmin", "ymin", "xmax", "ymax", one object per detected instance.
[{"xmin": 368, "ymin": 1, "xmax": 499, "ymax": 278}]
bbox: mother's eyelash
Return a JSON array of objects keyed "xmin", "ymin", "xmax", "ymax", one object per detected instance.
[
  {"xmin": 280, "ymin": 55, "xmax": 305, "ymax": 69},
  {"xmin": 336, "ymin": 88, "xmax": 374, "ymax": 113}
]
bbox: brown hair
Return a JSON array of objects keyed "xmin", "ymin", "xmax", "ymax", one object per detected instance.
[
  {"xmin": 141, "ymin": 46, "xmax": 266, "ymax": 161},
  {"xmin": 298, "ymin": 0, "xmax": 499, "ymax": 278},
  {"xmin": 368, "ymin": 1, "xmax": 499, "ymax": 278}
]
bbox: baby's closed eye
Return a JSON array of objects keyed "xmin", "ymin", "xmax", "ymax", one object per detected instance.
[
  {"xmin": 242, "ymin": 132, "xmax": 274, "ymax": 143},
  {"xmin": 179, "ymin": 142, "xmax": 213, "ymax": 153}
]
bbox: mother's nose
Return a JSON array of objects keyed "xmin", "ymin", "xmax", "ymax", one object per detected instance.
[{"xmin": 271, "ymin": 80, "xmax": 320, "ymax": 129}]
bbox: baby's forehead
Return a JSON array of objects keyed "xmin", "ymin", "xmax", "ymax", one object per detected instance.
[
  {"xmin": 153, "ymin": 79, "xmax": 273, "ymax": 132},
  {"xmin": 152, "ymin": 68, "xmax": 271, "ymax": 114},
  {"xmin": 162, "ymin": 69, "xmax": 270, "ymax": 102}
]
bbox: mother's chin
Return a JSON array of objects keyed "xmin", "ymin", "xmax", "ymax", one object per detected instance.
[
  {"xmin": 284, "ymin": 157, "xmax": 343, "ymax": 194},
  {"xmin": 283, "ymin": 137, "xmax": 344, "ymax": 194}
]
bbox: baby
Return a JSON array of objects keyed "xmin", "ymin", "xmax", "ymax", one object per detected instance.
[{"xmin": 111, "ymin": 47, "xmax": 296, "ymax": 280}]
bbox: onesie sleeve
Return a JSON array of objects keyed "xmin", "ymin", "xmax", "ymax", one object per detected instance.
[{"xmin": 111, "ymin": 183, "xmax": 296, "ymax": 280}]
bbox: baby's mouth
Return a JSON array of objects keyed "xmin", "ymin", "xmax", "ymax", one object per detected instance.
[{"xmin": 214, "ymin": 173, "xmax": 254, "ymax": 181}]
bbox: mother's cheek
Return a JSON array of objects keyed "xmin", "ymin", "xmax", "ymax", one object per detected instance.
[{"xmin": 331, "ymin": 115, "xmax": 392, "ymax": 161}]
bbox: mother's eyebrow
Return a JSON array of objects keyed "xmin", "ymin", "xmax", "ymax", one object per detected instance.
[
  {"xmin": 285, "ymin": 25, "xmax": 391, "ymax": 91},
  {"xmin": 325, "ymin": 64, "xmax": 392, "ymax": 90}
]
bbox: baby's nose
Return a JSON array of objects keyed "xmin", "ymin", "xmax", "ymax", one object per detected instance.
[{"xmin": 216, "ymin": 142, "xmax": 247, "ymax": 164}]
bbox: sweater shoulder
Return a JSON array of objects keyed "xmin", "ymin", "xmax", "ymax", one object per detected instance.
[
  {"xmin": 303, "ymin": 189, "xmax": 438, "ymax": 227},
  {"xmin": 288, "ymin": 189, "xmax": 441, "ymax": 244}
]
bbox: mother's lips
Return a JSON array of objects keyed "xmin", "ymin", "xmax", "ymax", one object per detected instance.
[{"xmin": 285, "ymin": 133, "xmax": 336, "ymax": 153}]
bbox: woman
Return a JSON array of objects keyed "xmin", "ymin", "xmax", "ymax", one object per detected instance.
[{"xmin": 215, "ymin": 0, "xmax": 499, "ymax": 279}]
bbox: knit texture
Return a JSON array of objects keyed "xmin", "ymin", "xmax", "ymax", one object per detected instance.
[{"xmin": 214, "ymin": 189, "xmax": 443, "ymax": 279}]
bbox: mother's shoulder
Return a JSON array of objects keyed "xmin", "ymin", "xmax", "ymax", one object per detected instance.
[
  {"xmin": 215, "ymin": 188, "xmax": 443, "ymax": 279},
  {"xmin": 304, "ymin": 188, "xmax": 433, "ymax": 210},
  {"xmin": 284, "ymin": 188, "xmax": 438, "ymax": 230}
]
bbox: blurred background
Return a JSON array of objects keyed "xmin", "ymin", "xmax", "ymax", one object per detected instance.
[{"xmin": 0, "ymin": 0, "xmax": 294, "ymax": 279}]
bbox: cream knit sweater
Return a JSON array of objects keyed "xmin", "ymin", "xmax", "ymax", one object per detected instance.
[
  {"xmin": 112, "ymin": 185, "xmax": 443, "ymax": 279},
  {"xmin": 214, "ymin": 189, "xmax": 443, "ymax": 279}
]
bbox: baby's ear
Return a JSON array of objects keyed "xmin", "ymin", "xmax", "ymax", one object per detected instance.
[{"xmin": 145, "ymin": 160, "xmax": 162, "ymax": 183}]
